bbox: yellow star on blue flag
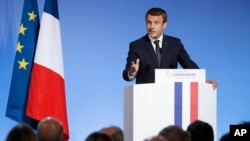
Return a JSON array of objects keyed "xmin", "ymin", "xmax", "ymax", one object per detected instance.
[{"xmin": 6, "ymin": 0, "xmax": 40, "ymax": 127}]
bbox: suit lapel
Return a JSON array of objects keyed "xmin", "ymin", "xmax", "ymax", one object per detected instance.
[
  {"xmin": 143, "ymin": 36, "xmax": 159, "ymax": 67},
  {"xmin": 161, "ymin": 35, "xmax": 168, "ymax": 54}
]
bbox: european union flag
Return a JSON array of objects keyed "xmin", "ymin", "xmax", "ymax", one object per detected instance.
[{"xmin": 6, "ymin": 0, "xmax": 40, "ymax": 127}]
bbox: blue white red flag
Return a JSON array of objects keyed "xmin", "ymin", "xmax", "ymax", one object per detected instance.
[{"xmin": 26, "ymin": 0, "xmax": 69, "ymax": 140}]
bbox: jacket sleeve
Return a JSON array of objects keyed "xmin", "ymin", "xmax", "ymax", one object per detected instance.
[{"xmin": 123, "ymin": 42, "xmax": 139, "ymax": 81}]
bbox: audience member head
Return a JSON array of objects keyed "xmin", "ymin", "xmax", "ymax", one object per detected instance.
[
  {"xmin": 37, "ymin": 116, "xmax": 63, "ymax": 141},
  {"xmin": 85, "ymin": 131, "xmax": 113, "ymax": 141},
  {"xmin": 144, "ymin": 135, "xmax": 168, "ymax": 141},
  {"xmin": 187, "ymin": 120, "xmax": 214, "ymax": 141},
  {"xmin": 158, "ymin": 125, "xmax": 185, "ymax": 141},
  {"xmin": 5, "ymin": 123, "xmax": 36, "ymax": 141},
  {"xmin": 219, "ymin": 132, "xmax": 231, "ymax": 141},
  {"xmin": 145, "ymin": 135, "xmax": 169, "ymax": 141},
  {"xmin": 100, "ymin": 125, "xmax": 124, "ymax": 141},
  {"xmin": 182, "ymin": 131, "xmax": 191, "ymax": 141}
]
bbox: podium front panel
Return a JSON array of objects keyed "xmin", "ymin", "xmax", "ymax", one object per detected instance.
[{"xmin": 124, "ymin": 82, "xmax": 217, "ymax": 141}]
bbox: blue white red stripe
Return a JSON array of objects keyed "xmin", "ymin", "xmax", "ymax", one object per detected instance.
[{"xmin": 174, "ymin": 82, "xmax": 199, "ymax": 128}]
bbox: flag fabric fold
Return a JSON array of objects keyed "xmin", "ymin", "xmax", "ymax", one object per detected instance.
[
  {"xmin": 26, "ymin": 0, "xmax": 69, "ymax": 140},
  {"xmin": 6, "ymin": 0, "xmax": 40, "ymax": 126}
]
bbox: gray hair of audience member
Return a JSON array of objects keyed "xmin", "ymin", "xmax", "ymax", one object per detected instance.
[
  {"xmin": 100, "ymin": 125, "xmax": 124, "ymax": 141},
  {"xmin": 5, "ymin": 123, "xmax": 36, "ymax": 141},
  {"xmin": 158, "ymin": 125, "xmax": 186, "ymax": 141},
  {"xmin": 187, "ymin": 120, "xmax": 214, "ymax": 141},
  {"xmin": 37, "ymin": 116, "xmax": 63, "ymax": 141},
  {"xmin": 85, "ymin": 131, "xmax": 113, "ymax": 141},
  {"xmin": 144, "ymin": 135, "xmax": 168, "ymax": 141}
]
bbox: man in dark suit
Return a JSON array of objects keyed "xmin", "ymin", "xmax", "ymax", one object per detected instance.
[{"xmin": 123, "ymin": 7, "xmax": 218, "ymax": 88}]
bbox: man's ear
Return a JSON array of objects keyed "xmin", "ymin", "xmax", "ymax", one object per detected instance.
[{"xmin": 163, "ymin": 22, "xmax": 167, "ymax": 29}]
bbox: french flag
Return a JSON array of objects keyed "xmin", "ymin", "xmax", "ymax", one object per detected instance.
[{"xmin": 26, "ymin": 0, "xmax": 69, "ymax": 140}]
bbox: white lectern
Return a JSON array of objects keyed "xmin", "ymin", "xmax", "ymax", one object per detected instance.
[{"xmin": 124, "ymin": 69, "xmax": 217, "ymax": 141}]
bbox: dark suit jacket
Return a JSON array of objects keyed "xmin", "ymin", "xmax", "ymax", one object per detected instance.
[{"xmin": 123, "ymin": 34, "xmax": 199, "ymax": 84}]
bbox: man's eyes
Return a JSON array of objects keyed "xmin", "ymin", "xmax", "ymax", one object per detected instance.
[{"xmin": 147, "ymin": 21, "xmax": 160, "ymax": 24}]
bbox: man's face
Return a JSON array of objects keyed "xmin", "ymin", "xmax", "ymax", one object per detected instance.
[{"xmin": 146, "ymin": 14, "xmax": 167, "ymax": 39}]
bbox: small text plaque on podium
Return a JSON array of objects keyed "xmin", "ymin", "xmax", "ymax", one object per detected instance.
[{"xmin": 155, "ymin": 69, "xmax": 206, "ymax": 83}]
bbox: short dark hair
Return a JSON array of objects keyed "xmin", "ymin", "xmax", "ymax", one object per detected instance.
[
  {"xmin": 158, "ymin": 125, "xmax": 185, "ymax": 141},
  {"xmin": 85, "ymin": 132, "xmax": 113, "ymax": 141},
  {"xmin": 6, "ymin": 123, "xmax": 36, "ymax": 141},
  {"xmin": 187, "ymin": 120, "xmax": 214, "ymax": 141},
  {"xmin": 100, "ymin": 126, "xmax": 124, "ymax": 141},
  {"xmin": 145, "ymin": 7, "xmax": 168, "ymax": 23}
]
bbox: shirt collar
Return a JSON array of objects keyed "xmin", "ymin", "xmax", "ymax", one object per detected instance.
[{"xmin": 148, "ymin": 34, "xmax": 164, "ymax": 45}]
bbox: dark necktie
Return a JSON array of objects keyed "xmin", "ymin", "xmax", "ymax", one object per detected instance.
[{"xmin": 154, "ymin": 40, "xmax": 161, "ymax": 67}]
